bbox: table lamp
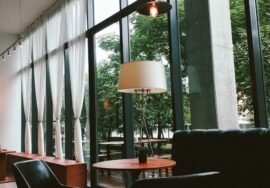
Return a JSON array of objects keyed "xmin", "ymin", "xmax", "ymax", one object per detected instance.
[{"xmin": 118, "ymin": 61, "xmax": 167, "ymax": 163}]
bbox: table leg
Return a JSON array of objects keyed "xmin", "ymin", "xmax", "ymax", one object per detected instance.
[
  {"xmin": 106, "ymin": 145, "xmax": 111, "ymax": 176},
  {"xmin": 0, "ymin": 154, "xmax": 7, "ymax": 181}
]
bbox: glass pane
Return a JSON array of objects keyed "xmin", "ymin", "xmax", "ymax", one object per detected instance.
[
  {"xmin": 52, "ymin": 88, "xmax": 65, "ymax": 156},
  {"xmin": 94, "ymin": 0, "xmax": 120, "ymax": 24},
  {"xmin": 95, "ymin": 22, "xmax": 124, "ymax": 185},
  {"xmin": 230, "ymin": 0, "xmax": 255, "ymax": 128},
  {"xmin": 128, "ymin": 0, "xmax": 136, "ymax": 5},
  {"xmin": 257, "ymin": 0, "xmax": 270, "ymax": 125},
  {"xmin": 82, "ymin": 40, "xmax": 90, "ymax": 169},
  {"xmin": 178, "ymin": 0, "xmax": 191, "ymax": 128}
]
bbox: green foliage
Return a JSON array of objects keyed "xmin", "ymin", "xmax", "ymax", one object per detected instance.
[
  {"xmin": 96, "ymin": 35, "xmax": 123, "ymax": 140},
  {"xmin": 130, "ymin": 14, "xmax": 169, "ymax": 61}
]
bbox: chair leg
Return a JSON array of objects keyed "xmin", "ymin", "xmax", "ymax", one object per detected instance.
[{"xmin": 166, "ymin": 168, "xmax": 169, "ymax": 176}]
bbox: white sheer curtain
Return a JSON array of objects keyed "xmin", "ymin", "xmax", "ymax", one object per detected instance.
[
  {"xmin": 33, "ymin": 24, "xmax": 46, "ymax": 156},
  {"xmin": 21, "ymin": 38, "xmax": 32, "ymax": 154},
  {"xmin": 47, "ymin": 9, "xmax": 65, "ymax": 159},
  {"xmin": 66, "ymin": 0, "xmax": 87, "ymax": 162}
]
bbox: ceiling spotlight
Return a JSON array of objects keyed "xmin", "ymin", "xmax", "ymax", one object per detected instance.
[
  {"xmin": 19, "ymin": 39, "xmax": 23, "ymax": 48},
  {"xmin": 13, "ymin": 45, "xmax": 17, "ymax": 52},
  {"xmin": 2, "ymin": 54, "xmax": 6, "ymax": 61},
  {"xmin": 137, "ymin": 0, "xmax": 172, "ymax": 17},
  {"xmin": 7, "ymin": 50, "xmax": 11, "ymax": 56}
]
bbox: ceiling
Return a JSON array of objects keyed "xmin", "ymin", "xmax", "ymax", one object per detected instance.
[
  {"xmin": 0, "ymin": 0, "xmax": 56, "ymax": 34},
  {"xmin": 0, "ymin": 0, "xmax": 56, "ymax": 53}
]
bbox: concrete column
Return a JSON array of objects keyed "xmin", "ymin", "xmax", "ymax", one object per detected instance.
[{"xmin": 185, "ymin": 0, "xmax": 239, "ymax": 129}]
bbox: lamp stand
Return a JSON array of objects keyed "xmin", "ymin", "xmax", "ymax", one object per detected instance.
[{"xmin": 137, "ymin": 89, "xmax": 155, "ymax": 158}]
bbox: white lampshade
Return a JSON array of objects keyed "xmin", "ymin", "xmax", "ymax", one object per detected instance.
[{"xmin": 118, "ymin": 61, "xmax": 167, "ymax": 93}]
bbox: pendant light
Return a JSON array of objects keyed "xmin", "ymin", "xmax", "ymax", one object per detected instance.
[{"xmin": 137, "ymin": 0, "xmax": 172, "ymax": 17}]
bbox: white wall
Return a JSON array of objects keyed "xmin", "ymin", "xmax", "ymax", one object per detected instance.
[{"xmin": 0, "ymin": 40, "xmax": 22, "ymax": 151}]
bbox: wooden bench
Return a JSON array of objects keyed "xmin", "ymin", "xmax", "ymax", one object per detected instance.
[{"xmin": 7, "ymin": 152, "xmax": 87, "ymax": 188}]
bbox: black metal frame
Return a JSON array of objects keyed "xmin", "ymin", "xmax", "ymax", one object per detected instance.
[
  {"xmin": 119, "ymin": 0, "xmax": 135, "ymax": 187},
  {"xmin": 168, "ymin": 0, "xmax": 185, "ymax": 131},
  {"xmin": 244, "ymin": 0, "xmax": 268, "ymax": 127},
  {"xmin": 21, "ymin": 92, "xmax": 25, "ymax": 152},
  {"xmin": 31, "ymin": 63, "xmax": 38, "ymax": 154}
]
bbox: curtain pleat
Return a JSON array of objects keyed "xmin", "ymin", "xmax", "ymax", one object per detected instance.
[
  {"xmin": 47, "ymin": 8, "xmax": 65, "ymax": 159},
  {"xmin": 33, "ymin": 24, "xmax": 46, "ymax": 156},
  {"xmin": 21, "ymin": 39, "xmax": 32, "ymax": 154},
  {"xmin": 66, "ymin": 0, "xmax": 87, "ymax": 162}
]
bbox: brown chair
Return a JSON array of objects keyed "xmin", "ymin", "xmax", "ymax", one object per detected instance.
[{"xmin": 13, "ymin": 160, "xmax": 78, "ymax": 188}]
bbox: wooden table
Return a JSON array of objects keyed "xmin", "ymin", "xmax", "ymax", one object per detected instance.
[
  {"xmin": 93, "ymin": 158, "xmax": 176, "ymax": 186},
  {"xmin": 7, "ymin": 152, "xmax": 87, "ymax": 188},
  {"xmin": 0, "ymin": 150, "xmax": 16, "ymax": 181}
]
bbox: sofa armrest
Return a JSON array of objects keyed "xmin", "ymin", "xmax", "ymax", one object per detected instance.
[{"xmin": 131, "ymin": 171, "xmax": 220, "ymax": 188}]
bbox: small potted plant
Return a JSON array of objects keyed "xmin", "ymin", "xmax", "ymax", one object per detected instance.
[{"xmin": 138, "ymin": 146, "xmax": 148, "ymax": 163}]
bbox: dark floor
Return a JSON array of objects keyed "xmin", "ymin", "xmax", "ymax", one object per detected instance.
[
  {"xmin": 0, "ymin": 173, "xmax": 125, "ymax": 188},
  {"xmin": 0, "ymin": 169, "xmax": 171, "ymax": 188}
]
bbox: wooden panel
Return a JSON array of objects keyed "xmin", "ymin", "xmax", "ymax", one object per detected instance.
[
  {"xmin": 7, "ymin": 152, "xmax": 87, "ymax": 188},
  {"xmin": 0, "ymin": 151, "xmax": 16, "ymax": 180},
  {"xmin": 66, "ymin": 164, "xmax": 87, "ymax": 187},
  {"xmin": 0, "ymin": 154, "xmax": 6, "ymax": 180}
]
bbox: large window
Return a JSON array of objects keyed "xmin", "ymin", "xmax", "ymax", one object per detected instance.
[{"xmin": 16, "ymin": 0, "xmax": 270, "ymax": 186}]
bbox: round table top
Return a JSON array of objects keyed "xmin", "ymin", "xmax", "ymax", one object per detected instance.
[{"xmin": 92, "ymin": 158, "xmax": 176, "ymax": 171}]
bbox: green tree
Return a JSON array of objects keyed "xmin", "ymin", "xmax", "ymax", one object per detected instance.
[{"xmin": 96, "ymin": 34, "xmax": 123, "ymax": 140}]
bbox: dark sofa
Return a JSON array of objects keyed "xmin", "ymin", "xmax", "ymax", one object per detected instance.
[{"xmin": 132, "ymin": 128, "xmax": 270, "ymax": 188}]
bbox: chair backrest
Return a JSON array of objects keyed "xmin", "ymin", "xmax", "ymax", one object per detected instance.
[
  {"xmin": 172, "ymin": 128, "xmax": 270, "ymax": 187},
  {"xmin": 13, "ymin": 160, "xmax": 62, "ymax": 188}
]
